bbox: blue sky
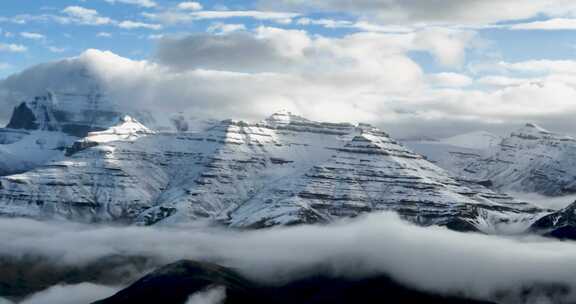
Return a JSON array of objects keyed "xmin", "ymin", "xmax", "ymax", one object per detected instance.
[
  {"xmin": 2, "ymin": 0, "xmax": 576, "ymax": 137},
  {"xmin": 2, "ymin": 0, "xmax": 576, "ymax": 78}
]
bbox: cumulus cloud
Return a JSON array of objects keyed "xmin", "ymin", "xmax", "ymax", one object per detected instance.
[
  {"xmin": 428, "ymin": 72, "xmax": 473, "ymax": 88},
  {"xmin": 2, "ymin": 25, "xmax": 576, "ymax": 138},
  {"xmin": 6, "ymin": 26, "xmax": 468, "ymax": 127},
  {"xmin": 154, "ymin": 29, "xmax": 311, "ymax": 72},
  {"xmin": 61, "ymin": 6, "xmax": 113, "ymax": 26},
  {"xmin": 18, "ymin": 283, "xmax": 120, "ymax": 304},
  {"xmin": 3, "ymin": 22, "xmax": 573, "ymax": 138},
  {"xmin": 496, "ymin": 59, "xmax": 576, "ymax": 75},
  {"xmin": 477, "ymin": 76, "xmax": 533, "ymax": 87},
  {"xmin": 1, "ymin": 213, "xmax": 576, "ymax": 303}
]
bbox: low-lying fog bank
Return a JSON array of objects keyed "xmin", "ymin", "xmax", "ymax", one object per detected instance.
[{"xmin": 0, "ymin": 212, "xmax": 575, "ymax": 304}]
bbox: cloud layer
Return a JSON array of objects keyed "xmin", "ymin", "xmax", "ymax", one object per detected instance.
[
  {"xmin": 1, "ymin": 213, "xmax": 576, "ymax": 303},
  {"xmin": 2, "ymin": 22, "xmax": 576, "ymax": 137}
]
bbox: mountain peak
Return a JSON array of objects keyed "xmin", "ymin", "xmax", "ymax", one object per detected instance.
[
  {"xmin": 264, "ymin": 110, "xmax": 310, "ymax": 126},
  {"xmin": 508, "ymin": 123, "xmax": 576, "ymax": 143},
  {"xmin": 85, "ymin": 115, "xmax": 153, "ymax": 143},
  {"xmin": 523, "ymin": 123, "xmax": 550, "ymax": 133}
]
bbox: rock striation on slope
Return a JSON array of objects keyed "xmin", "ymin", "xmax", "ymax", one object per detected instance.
[
  {"xmin": 406, "ymin": 124, "xmax": 576, "ymax": 197},
  {"xmin": 0, "ymin": 110, "xmax": 543, "ymax": 231}
]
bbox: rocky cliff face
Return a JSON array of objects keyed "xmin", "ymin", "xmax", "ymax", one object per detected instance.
[
  {"xmin": 6, "ymin": 91, "xmax": 122, "ymax": 137},
  {"xmin": 0, "ymin": 110, "xmax": 543, "ymax": 231},
  {"xmin": 531, "ymin": 201, "xmax": 576, "ymax": 239}
]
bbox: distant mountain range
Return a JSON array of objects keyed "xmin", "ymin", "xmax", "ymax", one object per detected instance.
[
  {"xmin": 404, "ymin": 123, "xmax": 576, "ymax": 197},
  {"xmin": 0, "ymin": 89, "xmax": 566, "ymax": 236}
]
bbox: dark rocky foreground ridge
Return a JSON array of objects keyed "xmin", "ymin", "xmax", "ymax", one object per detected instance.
[
  {"xmin": 531, "ymin": 201, "xmax": 576, "ymax": 239},
  {"xmin": 93, "ymin": 260, "xmax": 495, "ymax": 304}
]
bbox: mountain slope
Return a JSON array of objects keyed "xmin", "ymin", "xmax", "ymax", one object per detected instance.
[
  {"xmin": 0, "ymin": 110, "xmax": 542, "ymax": 231},
  {"xmin": 406, "ymin": 124, "xmax": 576, "ymax": 197},
  {"xmin": 465, "ymin": 124, "xmax": 576, "ymax": 196}
]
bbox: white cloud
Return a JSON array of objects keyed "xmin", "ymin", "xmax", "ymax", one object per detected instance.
[
  {"xmin": 497, "ymin": 59, "xmax": 576, "ymax": 74},
  {"xmin": 20, "ymin": 32, "xmax": 45, "ymax": 40},
  {"xmin": 207, "ymin": 23, "xmax": 247, "ymax": 35},
  {"xmin": 185, "ymin": 286, "xmax": 227, "ymax": 304},
  {"xmin": 48, "ymin": 46, "xmax": 66, "ymax": 53},
  {"xmin": 5, "ymin": 26, "xmax": 576, "ymax": 137},
  {"xmin": 104, "ymin": 0, "xmax": 157, "ymax": 8},
  {"xmin": 258, "ymin": 0, "xmax": 576, "ymax": 25},
  {"xmin": 477, "ymin": 75, "xmax": 533, "ymax": 87},
  {"xmin": 148, "ymin": 33, "xmax": 165, "ymax": 40},
  {"xmin": 511, "ymin": 18, "xmax": 576, "ymax": 30},
  {"xmin": 144, "ymin": 10, "xmax": 300, "ymax": 25},
  {"xmin": 296, "ymin": 17, "xmax": 414, "ymax": 33},
  {"xmin": 97, "ymin": 32, "xmax": 112, "ymax": 37},
  {"xmin": 118, "ymin": 20, "xmax": 162, "ymax": 30},
  {"xmin": 18, "ymin": 283, "xmax": 120, "ymax": 304},
  {"xmin": 412, "ymin": 27, "xmax": 476, "ymax": 67},
  {"xmin": 428, "ymin": 72, "xmax": 473, "ymax": 88},
  {"xmin": 0, "ymin": 43, "xmax": 27, "ymax": 52},
  {"xmin": 193, "ymin": 10, "xmax": 298, "ymax": 21},
  {"xmin": 178, "ymin": 1, "xmax": 203, "ymax": 11},
  {"xmin": 0, "ymin": 26, "xmax": 478, "ymax": 136},
  {"xmin": 61, "ymin": 6, "xmax": 112, "ymax": 25},
  {"xmin": 3, "ymin": 214, "xmax": 576, "ymax": 303}
]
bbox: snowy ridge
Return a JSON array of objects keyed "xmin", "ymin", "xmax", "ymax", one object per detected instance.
[
  {"xmin": 0, "ymin": 111, "xmax": 546, "ymax": 232},
  {"xmin": 405, "ymin": 124, "xmax": 576, "ymax": 198},
  {"xmin": 461, "ymin": 124, "xmax": 576, "ymax": 196}
]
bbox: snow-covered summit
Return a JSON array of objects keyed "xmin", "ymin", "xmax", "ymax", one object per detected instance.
[
  {"xmin": 0, "ymin": 111, "xmax": 541, "ymax": 231},
  {"xmin": 509, "ymin": 122, "xmax": 575, "ymax": 142},
  {"xmin": 264, "ymin": 110, "xmax": 310, "ymax": 127},
  {"xmin": 85, "ymin": 115, "xmax": 154, "ymax": 143}
]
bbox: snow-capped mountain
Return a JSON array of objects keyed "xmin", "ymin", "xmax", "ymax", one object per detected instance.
[
  {"xmin": 0, "ymin": 104, "xmax": 544, "ymax": 231},
  {"xmin": 406, "ymin": 124, "xmax": 576, "ymax": 197}
]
